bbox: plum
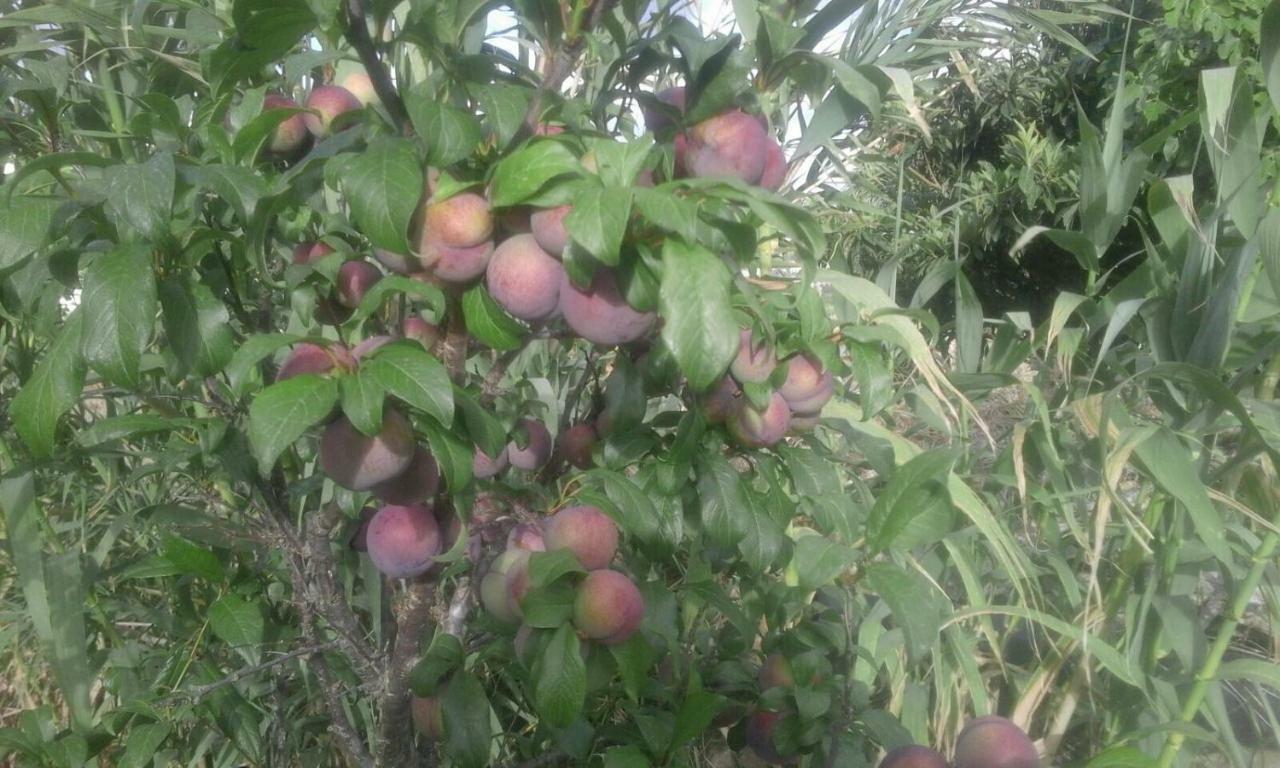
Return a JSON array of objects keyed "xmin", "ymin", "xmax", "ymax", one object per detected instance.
[
  {"xmin": 778, "ymin": 353, "xmax": 834, "ymax": 414},
  {"xmin": 543, "ymin": 505, "xmax": 618, "ymax": 570},
  {"xmin": 370, "ymin": 447, "xmax": 440, "ymax": 504},
  {"xmin": 529, "ymin": 205, "xmax": 571, "ymax": 258},
  {"xmin": 304, "ymin": 84, "xmax": 362, "ymax": 138},
  {"xmin": 702, "ymin": 376, "xmax": 741, "ymax": 424},
  {"xmin": 744, "ymin": 710, "xmax": 797, "ymax": 765},
  {"xmin": 372, "ymin": 247, "xmax": 419, "ymax": 275},
  {"xmin": 365, "ymin": 503, "xmax": 441, "ymax": 578},
  {"xmin": 423, "ymin": 192, "xmax": 494, "ymax": 249},
  {"xmin": 642, "ymin": 86, "xmax": 686, "ymax": 133},
  {"xmin": 506, "ymin": 523, "xmax": 545, "ymax": 552},
  {"xmin": 727, "ymin": 392, "xmax": 791, "ymax": 448},
  {"xmin": 473, "ymin": 445, "xmax": 509, "ymax": 479},
  {"xmin": 572, "ymin": 569, "xmax": 644, "ymax": 644},
  {"xmin": 556, "ymin": 423, "xmax": 596, "ymax": 469},
  {"xmin": 681, "ymin": 110, "xmax": 770, "ymax": 185},
  {"xmin": 759, "ymin": 139, "xmax": 787, "ymax": 191},
  {"xmin": 402, "ymin": 316, "xmax": 441, "ymax": 350},
  {"xmin": 730, "ymin": 329, "xmax": 777, "ymax": 383},
  {"xmin": 341, "ymin": 71, "xmax": 378, "ymax": 106},
  {"xmin": 292, "ymin": 240, "xmax": 334, "ymax": 265},
  {"xmin": 954, "ymin": 716, "xmax": 1040, "ymax": 768},
  {"xmin": 758, "ymin": 653, "xmax": 795, "ymax": 691},
  {"xmin": 558, "ymin": 269, "xmax": 656, "ymax": 346},
  {"xmin": 419, "ymin": 239, "xmax": 494, "ymax": 284},
  {"xmin": 480, "ymin": 549, "xmax": 531, "ymax": 623},
  {"xmin": 411, "ymin": 695, "xmax": 443, "ymax": 739},
  {"xmin": 262, "ymin": 94, "xmax": 309, "ymax": 156},
  {"xmin": 335, "ymin": 260, "xmax": 381, "ymax": 309},
  {"xmin": 319, "ymin": 408, "xmax": 416, "ymax": 490},
  {"xmin": 486, "ymin": 234, "xmax": 564, "ymax": 322},
  {"xmin": 351, "ymin": 335, "xmax": 394, "ymax": 361},
  {"xmin": 507, "ymin": 419, "xmax": 552, "ymax": 471},
  {"xmin": 879, "ymin": 746, "xmax": 949, "ymax": 768},
  {"xmin": 276, "ymin": 343, "xmax": 355, "ymax": 381}
]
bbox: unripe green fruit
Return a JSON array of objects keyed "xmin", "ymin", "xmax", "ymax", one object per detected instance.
[
  {"xmin": 487, "ymin": 234, "xmax": 564, "ymax": 322},
  {"xmin": 543, "ymin": 505, "xmax": 618, "ymax": 570},
  {"xmin": 879, "ymin": 745, "xmax": 949, "ymax": 768},
  {"xmin": 954, "ymin": 716, "xmax": 1040, "ymax": 768},
  {"xmin": 481, "ymin": 549, "xmax": 531, "ymax": 623},
  {"xmin": 320, "ymin": 409, "xmax": 415, "ymax": 490},
  {"xmin": 304, "ymin": 85, "xmax": 362, "ymax": 137},
  {"xmin": 365, "ymin": 503, "xmax": 441, "ymax": 578},
  {"xmin": 572, "ymin": 569, "xmax": 644, "ymax": 645},
  {"xmin": 558, "ymin": 269, "xmax": 656, "ymax": 346}
]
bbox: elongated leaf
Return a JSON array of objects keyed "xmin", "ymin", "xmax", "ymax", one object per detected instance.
[
  {"xmin": 405, "ymin": 88, "xmax": 482, "ymax": 166},
  {"xmin": 442, "ymin": 672, "xmax": 495, "ymax": 768},
  {"xmin": 863, "ymin": 561, "xmax": 949, "ymax": 662},
  {"xmin": 159, "ymin": 275, "xmax": 234, "ymax": 377},
  {"xmin": 248, "ymin": 374, "xmax": 338, "ymax": 473},
  {"xmin": 866, "ymin": 448, "xmax": 957, "ymax": 552},
  {"xmin": 789, "ymin": 535, "xmax": 857, "ymax": 589},
  {"xmin": 488, "ymin": 141, "xmax": 581, "ymax": 207},
  {"xmin": 81, "ymin": 244, "xmax": 157, "ymax": 387},
  {"xmin": 1264, "ymin": 0, "xmax": 1280, "ymax": 113},
  {"xmin": 44, "ymin": 551, "xmax": 93, "ymax": 730},
  {"xmin": 208, "ymin": 594, "xmax": 264, "ymax": 664},
  {"xmin": 565, "ymin": 185, "xmax": 631, "ymax": 265},
  {"xmin": 534, "ymin": 624, "xmax": 587, "ymax": 727},
  {"xmin": 697, "ymin": 452, "xmax": 747, "ymax": 548},
  {"xmin": 462, "ymin": 284, "xmax": 524, "ymax": 350},
  {"xmin": 360, "ymin": 340, "xmax": 453, "ymax": 424},
  {"xmin": 12, "ymin": 311, "xmax": 85, "ymax": 457},
  {"xmin": 0, "ymin": 195, "xmax": 61, "ymax": 269},
  {"xmin": 332, "ymin": 138, "xmax": 423, "ymax": 254},
  {"xmin": 100, "ymin": 152, "xmax": 175, "ymax": 240},
  {"xmin": 1133, "ymin": 428, "xmax": 1230, "ymax": 564},
  {"xmin": 660, "ymin": 241, "xmax": 737, "ymax": 391}
]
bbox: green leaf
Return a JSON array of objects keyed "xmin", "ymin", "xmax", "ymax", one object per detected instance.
[
  {"xmin": 863, "ymin": 561, "xmax": 949, "ymax": 662},
  {"xmin": 409, "ymin": 633, "xmax": 465, "ymax": 697},
  {"xmin": 534, "ymin": 624, "xmax": 587, "ymax": 728},
  {"xmin": 583, "ymin": 469, "xmax": 661, "ymax": 546},
  {"xmin": 565, "ymin": 185, "xmax": 631, "ymax": 265},
  {"xmin": 349, "ymin": 275, "xmax": 445, "ymax": 324},
  {"xmin": 405, "ymin": 87, "xmax": 483, "ymax": 166},
  {"xmin": 247, "ymin": 374, "xmax": 339, "ymax": 474},
  {"xmin": 187, "ymin": 164, "xmax": 268, "ymax": 220},
  {"xmin": 659, "ymin": 241, "xmax": 737, "ymax": 391},
  {"xmin": 633, "ymin": 187, "xmax": 699, "ymax": 241},
  {"xmin": 225, "ymin": 333, "xmax": 298, "ymax": 395},
  {"xmin": 420, "ymin": 416, "xmax": 474, "ymax": 492},
  {"xmin": 158, "ymin": 275, "xmax": 234, "ymax": 377},
  {"xmin": 738, "ymin": 487, "xmax": 786, "ymax": 572},
  {"xmin": 359, "ymin": 340, "xmax": 453, "ymax": 424},
  {"xmin": 11, "ymin": 311, "xmax": 85, "ymax": 457},
  {"xmin": 331, "ymin": 137, "xmax": 423, "ymax": 254},
  {"xmin": 81, "ymin": 244, "xmax": 157, "ymax": 387},
  {"xmin": 119, "ymin": 723, "xmax": 171, "ymax": 768},
  {"xmin": 671, "ymin": 690, "xmax": 725, "ymax": 748},
  {"xmin": 442, "ymin": 672, "xmax": 495, "ymax": 768},
  {"xmin": 528, "ymin": 549, "xmax": 587, "ymax": 589},
  {"xmin": 208, "ymin": 594, "xmax": 265, "ymax": 663},
  {"xmin": 162, "ymin": 536, "xmax": 225, "ymax": 582},
  {"xmin": 462, "ymin": 284, "xmax": 525, "ymax": 350},
  {"xmin": 475, "ymin": 84, "xmax": 532, "ymax": 147},
  {"xmin": 788, "ymin": 535, "xmax": 857, "ymax": 590},
  {"xmin": 45, "ymin": 549, "xmax": 94, "ymax": 731},
  {"xmin": 866, "ymin": 448, "xmax": 957, "ymax": 552},
  {"xmin": 1133, "ymin": 428, "xmax": 1230, "ymax": 564},
  {"xmin": 339, "ymin": 368, "xmax": 385, "ymax": 435},
  {"xmin": 696, "ymin": 452, "xmax": 747, "ymax": 549},
  {"xmin": 520, "ymin": 580, "xmax": 577, "ymax": 628},
  {"xmin": 0, "ymin": 195, "xmax": 61, "ymax": 270},
  {"xmin": 455, "ymin": 388, "xmax": 508, "ymax": 458},
  {"xmin": 1263, "ymin": 0, "xmax": 1280, "ymax": 113},
  {"xmin": 489, "ymin": 141, "xmax": 581, "ymax": 207},
  {"xmin": 603, "ymin": 745, "xmax": 651, "ymax": 768},
  {"xmin": 100, "ymin": 152, "xmax": 175, "ymax": 240},
  {"xmin": 76, "ymin": 414, "xmax": 198, "ymax": 448}
]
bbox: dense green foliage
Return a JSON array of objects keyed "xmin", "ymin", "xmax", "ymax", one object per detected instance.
[{"xmin": 1, "ymin": 0, "xmax": 1279, "ymax": 766}]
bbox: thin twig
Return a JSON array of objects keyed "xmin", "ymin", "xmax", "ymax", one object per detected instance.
[
  {"xmin": 341, "ymin": 0, "xmax": 410, "ymax": 134},
  {"xmin": 167, "ymin": 641, "xmax": 338, "ymax": 700}
]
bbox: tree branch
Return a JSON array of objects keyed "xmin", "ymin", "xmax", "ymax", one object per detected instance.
[
  {"xmin": 341, "ymin": 0, "xmax": 410, "ymax": 134},
  {"xmin": 167, "ymin": 641, "xmax": 338, "ymax": 700},
  {"xmin": 377, "ymin": 580, "xmax": 437, "ymax": 764}
]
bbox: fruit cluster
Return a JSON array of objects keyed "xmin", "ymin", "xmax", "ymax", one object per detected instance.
[{"xmin": 879, "ymin": 716, "xmax": 1041, "ymax": 768}]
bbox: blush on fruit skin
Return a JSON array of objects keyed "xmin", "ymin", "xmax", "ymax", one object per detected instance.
[
  {"xmin": 486, "ymin": 234, "xmax": 564, "ymax": 322},
  {"xmin": 402, "ymin": 316, "xmax": 441, "ymax": 350},
  {"xmin": 319, "ymin": 409, "xmax": 416, "ymax": 491},
  {"xmin": 744, "ymin": 710, "xmax": 798, "ymax": 765},
  {"xmin": 507, "ymin": 419, "xmax": 552, "ymax": 471},
  {"xmin": 304, "ymin": 84, "xmax": 363, "ymax": 138},
  {"xmin": 341, "ymin": 71, "xmax": 378, "ymax": 106},
  {"xmin": 352, "ymin": 335, "xmax": 394, "ymax": 361},
  {"xmin": 335, "ymin": 260, "xmax": 381, "ymax": 309},
  {"xmin": 953, "ymin": 716, "xmax": 1041, "ymax": 768},
  {"xmin": 423, "ymin": 192, "xmax": 494, "ymax": 249},
  {"xmin": 370, "ymin": 447, "xmax": 440, "ymax": 505},
  {"xmin": 542, "ymin": 505, "xmax": 619, "ymax": 570},
  {"xmin": 702, "ymin": 376, "xmax": 742, "ymax": 424},
  {"xmin": 293, "ymin": 241, "xmax": 335, "ymax": 265},
  {"xmin": 506, "ymin": 523, "xmax": 545, "ymax": 551},
  {"xmin": 529, "ymin": 205, "xmax": 572, "ymax": 258},
  {"xmin": 365, "ymin": 503, "xmax": 442, "ymax": 578},
  {"xmin": 558, "ymin": 269, "xmax": 656, "ymax": 346},
  {"xmin": 556, "ymin": 423, "xmax": 597, "ymax": 469},
  {"xmin": 759, "ymin": 139, "xmax": 787, "ymax": 191},
  {"xmin": 681, "ymin": 110, "xmax": 770, "ymax": 185},
  {"xmin": 262, "ymin": 94, "xmax": 309, "ymax": 156},
  {"xmin": 373, "ymin": 247, "xmax": 419, "ymax": 275},
  {"xmin": 418, "ymin": 239, "xmax": 494, "ymax": 284},
  {"xmin": 730, "ymin": 329, "xmax": 777, "ymax": 383},
  {"xmin": 879, "ymin": 745, "xmax": 949, "ymax": 768},
  {"xmin": 778, "ymin": 353, "xmax": 834, "ymax": 414},
  {"xmin": 276, "ymin": 343, "xmax": 355, "ymax": 381},
  {"xmin": 572, "ymin": 569, "xmax": 644, "ymax": 645},
  {"xmin": 727, "ymin": 391, "xmax": 792, "ymax": 448},
  {"xmin": 473, "ymin": 445, "xmax": 509, "ymax": 479}
]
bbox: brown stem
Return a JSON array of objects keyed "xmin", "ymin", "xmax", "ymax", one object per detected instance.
[
  {"xmin": 521, "ymin": 0, "xmax": 617, "ymax": 131},
  {"xmin": 377, "ymin": 580, "xmax": 437, "ymax": 764},
  {"xmin": 167, "ymin": 641, "xmax": 337, "ymax": 700},
  {"xmin": 341, "ymin": 0, "xmax": 410, "ymax": 134},
  {"xmin": 298, "ymin": 596, "xmax": 377, "ymax": 768}
]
